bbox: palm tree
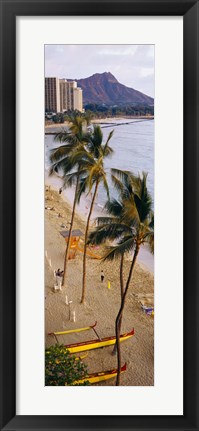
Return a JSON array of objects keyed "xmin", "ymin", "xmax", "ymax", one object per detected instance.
[
  {"xmin": 88, "ymin": 198, "xmax": 125, "ymax": 354},
  {"xmin": 54, "ymin": 113, "xmax": 91, "ymax": 146},
  {"xmin": 50, "ymin": 121, "xmax": 114, "ymax": 296},
  {"xmin": 88, "ymin": 169, "xmax": 154, "ymax": 385},
  {"xmin": 77, "ymin": 126, "xmax": 114, "ymax": 303},
  {"xmin": 49, "ymin": 116, "xmax": 91, "ymax": 287}
]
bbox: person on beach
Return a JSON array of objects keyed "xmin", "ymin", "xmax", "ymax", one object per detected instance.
[
  {"xmin": 56, "ymin": 268, "xmax": 64, "ymax": 285},
  {"xmin": 56, "ymin": 269, "xmax": 64, "ymax": 277},
  {"xmin": 101, "ymin": 270, "xmax": 104, "ymax": 282},
  {"xmin": 59, "ymin": 188, "xmax": 62, "ymax": 195},
  {"xmin": 56, "ymin": 268, "xmax": 61, "ymax": 276}
]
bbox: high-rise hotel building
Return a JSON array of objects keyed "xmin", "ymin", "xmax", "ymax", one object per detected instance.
[
  {"xmin": 73, "ymin": 86, "xmax": 83, "ymax": 112},
  {"xmin": 45, "ymin": 77, "xmax": 83, "ymax": 113},
  {"xmin": 45, "ymin": 77, "xmax": 61, "ymax": 113}
]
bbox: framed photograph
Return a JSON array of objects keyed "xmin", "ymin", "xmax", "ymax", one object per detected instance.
[{"xmin": 0, "ymin": 1, "xmax": 199, "ymax": 430}]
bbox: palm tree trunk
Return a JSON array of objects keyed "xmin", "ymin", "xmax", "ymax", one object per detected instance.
[
  {"xmin": 120, "ymin": 254, "xmax": 124, "ymax": 298},
  {"xmin": 112, "ymin": 254, "xmax": 124, "ymax": 355},
  {"xmin": 62, "ymin": 179, "xmax": 79, "ymax": 287},
  {"xmin": 115, "ymin": 244, "xmax": 140, "ymax": 386},
  {"xmin": 81, "ymin": 181, "xmax": 99, "ymax": 304}
]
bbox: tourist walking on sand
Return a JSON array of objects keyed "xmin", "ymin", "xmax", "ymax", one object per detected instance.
[
  {"xmin": 56, "ymin": 268, "xmax": 64, "ymax": 286},
  {"xmin": 101, "ymin": 270, "xmax": 104, "ymax": 282}
]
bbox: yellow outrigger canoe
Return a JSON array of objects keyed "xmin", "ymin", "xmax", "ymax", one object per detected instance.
[
  {"xmin": 64, "ymin": 329, "xmax": 134, "ymax": 354},
  {"xmin": 73, "ymin": 363, "xmax": 127, "ymax": 385}
]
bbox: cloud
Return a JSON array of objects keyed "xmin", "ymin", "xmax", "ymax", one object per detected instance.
[
  {"xmin": 98, "ymin": 46, "xmax": 137, "ymax": 56},
  {"xmin": 56, "ymin": 46, "xmax": 64, "ymax": 53},
  {"xmin": 45, "ymin": 44, "xmax": 154, "ymax": 97},
  {"xmin": 140, "ymin": 67, "xmax": 154, "ymax": 78}
]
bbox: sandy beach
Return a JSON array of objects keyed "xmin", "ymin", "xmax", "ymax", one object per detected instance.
[
  {"xmin": 45, "ymin": 186, "xmax": 154, "ymax": 386},
  {"xmin": 45, "ymin": 116, "xmax": 154, "ymax": 131}
]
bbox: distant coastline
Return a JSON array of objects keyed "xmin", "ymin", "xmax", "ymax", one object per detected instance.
[{"xmin": 45, "ymin": 115, "xmax": 154, "ymax": 133}]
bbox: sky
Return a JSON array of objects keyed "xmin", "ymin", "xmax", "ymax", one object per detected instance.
[{"xmin": 45, "ymin": 44, "xmax": 154, "ymax": 98}]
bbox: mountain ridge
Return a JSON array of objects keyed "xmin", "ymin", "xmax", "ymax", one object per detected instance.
[{"xmin": 74, "ymin": 72, "xmax": 153, "ymax": 106}]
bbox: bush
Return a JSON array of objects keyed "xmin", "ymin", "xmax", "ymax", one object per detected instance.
[{"xmin": 45, "ymin": 344, "xmax": 90, "ymax": 386}]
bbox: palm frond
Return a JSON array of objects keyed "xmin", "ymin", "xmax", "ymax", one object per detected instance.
[
  {"xmin": 88, "ymin": 223, "xmax": 132, "ymax": 245},
  {"xmin": 101, "ymin": 174, "xmax": 110, "ymax": 200},
  {"xmin": 87, "ymin": 125, "xmax": 103, "ymax": 159},
  {"xmin": 147, "ymin": 231, "xmax": 154, "ymax": 254},
  {"xmin": 111, "ymin": 169, "xmax": 138, "ymax": 195},
  {"xmin": 92, "ymin": 125, "xmax": 103, "ymax": 147},
  {"xmin": 49, "ymin": 158, "xmax": 70, "ymax": 176},
  {"xmin": 50, "ymin": 144, "xmax": 74, "ymax": 163},
  {"xmin": 48, "ymin": 163, "xmax": 58, "ymax": 177},
  {"xmin": 102, "ymin": 236, "xmax": 135, "ymax": 261},
  {"xmin": 140, "ymin": 211, "xmax": 154, "ymax": 253},
  {"xmin": 103, "ymin": 145, "xmax": 114, "ymax": 158},
  {"xmin": 76, "ymin": 176, "xmax": 89, "ymax": 203},
  {"xmin": 62, "ymin": 171, "xmax": 80, "ymax": 189},
  {"xmin": 95, "ymin": 216, "xmax": 115, "ymax": 226},
  {"xmin": 149, "ymin": 212, "xmax": 154, "ymax": 229},
  {"xmin": 95, "ymin": 216, "xmax": 133, "ymax": 235},
  {"xmin": 84, "ymin": 164, "xmax": 101, "ymax": 193},
  {"xmin": 54, "ymin": 131, "xmax": 71, "ymax": 143},
  {"xmin": 111, "ymin": 168, "xmax": 131, "ymax": 181},
  {"xmin": 110, "ymin": 175, "xmax": 125, "ymax": 196},
  {"xmin": 133, "ymin": 173, "xmax": 152, "ymax": 223},
  {"xmin": 104, "ymin": 198, "xmax": 123, "ymax": 218},
  {"xmin": 121, "ymin": 198, "xmax": 140, "ymax": 227},
  {"xmin": 111, "ymin": 169, "xmax": 136, "ymax": 198},
  {"xmin": 63, "ymin": 149, "xmax": 95, "ymax": 172},
  {"xmin": 103, "ymin": 129, "xmax": 114, "ymax": 152}
]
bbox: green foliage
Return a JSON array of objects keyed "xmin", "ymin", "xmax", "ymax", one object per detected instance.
[
  {"xmin": 45, "ymin": 344, "xmax": 90, "ymax": 386},
  {"xmin": 88, "ymin": 170, "xmax": 154, "ymax": 259},
  {"xmin": 52, "ymin": 113, "xmax": 65, "ymax": 123},
  {"xmin": 84, "ymin": 103, "xmax": 154, "ymax": 118}
]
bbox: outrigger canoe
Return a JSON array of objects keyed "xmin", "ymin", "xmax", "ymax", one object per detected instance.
[
  {"xmin": 64, "ymin": 329, "xmax": 134, "ymax": 354},
  {"xmin": 73, "ymin": 363, "xmax": 127, "ymax": 384}
]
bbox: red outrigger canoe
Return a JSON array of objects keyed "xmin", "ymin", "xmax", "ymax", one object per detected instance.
[{"xmin": 74, "ymin": 363, "xmax": 127, "ymax": 384}]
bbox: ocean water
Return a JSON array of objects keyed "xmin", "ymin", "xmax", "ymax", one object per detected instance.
[
  {"xmin": 45, "ymin": 119, "xmax": 154, "ymax": 271},
  {"xmin": 94, "ymin": 119, "xmax": 154, "ymax": 207}
]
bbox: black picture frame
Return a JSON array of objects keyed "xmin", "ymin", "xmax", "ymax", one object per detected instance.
[{"xmin": 0, "ymin": 0, "xmax": 199, "ymax": 430}]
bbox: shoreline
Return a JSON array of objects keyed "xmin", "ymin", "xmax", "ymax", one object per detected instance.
[
  {"xmin": 45, "ymin": 115, "xmax": 154, "ymax": 132},
  {"xmin": 45, "ymin": 177, "xmax": 154, "ymax": 273},
  {"xmin": 45, "ymin": 186, "xmax": 154, "ymax": 386}
]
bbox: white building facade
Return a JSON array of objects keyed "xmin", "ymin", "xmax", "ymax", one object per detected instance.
[{"xmin": 73, "ymin": 87, "xmax": 83, "ymax": 112}]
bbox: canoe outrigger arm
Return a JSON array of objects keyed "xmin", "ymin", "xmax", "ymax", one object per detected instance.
[{"xmin": 48, "ymin": 321, "xmax": 97, "ymax": 339}]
